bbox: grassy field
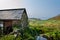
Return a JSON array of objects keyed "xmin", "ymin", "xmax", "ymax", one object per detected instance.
[
  {"xmin": 29, "ymin": 19, "xmax": 60, "ymax": 40},
  {"xmin": 0, "ymin": 19, "xmax": 60, "ymax": 40}
]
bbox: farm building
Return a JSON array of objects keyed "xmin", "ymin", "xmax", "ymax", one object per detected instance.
[{"xmin": 0, "ymin": 8, "xmax": 28, "ymax": 35}]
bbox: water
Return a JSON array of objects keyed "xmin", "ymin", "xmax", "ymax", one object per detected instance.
[{"xmin": 36, "ymin": 36, "xmax": 47, "ymax": 40}]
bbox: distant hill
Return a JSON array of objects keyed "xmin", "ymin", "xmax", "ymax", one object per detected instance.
[
  {"xmin": 29, "ymin": 18, "xmax": 41, "ymax": 21},
  {"xmin": 48, "ymin": 14, "xmax": 60, "ymax": 20}
]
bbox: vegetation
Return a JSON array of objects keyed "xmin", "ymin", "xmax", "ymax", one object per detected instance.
[
  {"xmin": 29, "ymin": 20, "xmax": 60, "ymax": 40},
  {"xmin": 0, "ymin": 19, "xmax": 60, "ymax": 40}
]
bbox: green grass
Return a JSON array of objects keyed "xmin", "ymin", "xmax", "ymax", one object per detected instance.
[
  {"xmin": 29, "ymin": 20, "xmax": 60, "ymax": 40},
  {"xmin": 0, "ymin": 20, "xmax": 60, "ymax": 40},
  {"xmin": 0, "ymin": 34, "xmax": 22, "ymax": 40}
]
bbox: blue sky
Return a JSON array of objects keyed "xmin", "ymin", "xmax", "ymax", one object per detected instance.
[{"xmin": 0, "ymin": 0, "xmax": 60, "ymax": 20}]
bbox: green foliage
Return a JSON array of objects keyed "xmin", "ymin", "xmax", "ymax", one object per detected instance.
[
  {"xmin": 0, "ymin": 35, "xmax": 15, "ymax": 40},
  {"xmin": 0, "ymin": 35, "xmax": 22, "ymax": 40},
  {"xmin": 0, "ymin": 20, "xmax": 60, "ymax": 40},
  {"xmin": 23, "ymin": 27, "xmax": 35, "ymax": 40},
  {"xmin": 29, "ymin": 20, "xmax": 60, "ymax": 40}
]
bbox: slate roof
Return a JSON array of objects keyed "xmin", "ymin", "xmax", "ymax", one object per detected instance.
[{"xmin": 0, "ymin": 8, "xmax": 26, "ymax": 20}]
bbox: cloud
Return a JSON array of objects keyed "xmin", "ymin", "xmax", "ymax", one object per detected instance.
[{"xmin": 0, "ymin": 0, "xmax": 23, "ymax": 9}]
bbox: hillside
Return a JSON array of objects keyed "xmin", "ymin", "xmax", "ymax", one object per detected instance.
[
  {"xmin": 48, "ymin": 14, "xmax": 60, "ymax": 20},
  {"xmin": 28, "ymin": 18, "xmax": 41, "ymax": 21}
]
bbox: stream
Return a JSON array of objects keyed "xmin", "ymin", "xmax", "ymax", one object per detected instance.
[{"xmin": 36, "ymin": 36, "xmax": 47, "ymax": 40}]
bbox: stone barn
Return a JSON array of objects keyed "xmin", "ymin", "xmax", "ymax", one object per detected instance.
[{"xmin": 0, "ymin": 8, "xmax": 28, "ymax": 35}]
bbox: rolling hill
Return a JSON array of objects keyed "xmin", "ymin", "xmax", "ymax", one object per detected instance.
[{"xmin": 48, "ymin": 14, "xmax": 60, "ymax": 20}]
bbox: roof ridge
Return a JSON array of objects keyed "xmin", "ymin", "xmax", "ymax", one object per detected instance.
[{"xmin": 0, "ymin": 8, "xmax": 26, "ymax": 11}]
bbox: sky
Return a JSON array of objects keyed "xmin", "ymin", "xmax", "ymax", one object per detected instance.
[{"xmin": 0, "ymin": 0, "xmax": 60, "ymax": 20}]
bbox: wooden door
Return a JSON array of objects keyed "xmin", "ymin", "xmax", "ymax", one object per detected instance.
[{"xmin": 3, "ymin": 20, "xmax": 13, "ymax": 34}]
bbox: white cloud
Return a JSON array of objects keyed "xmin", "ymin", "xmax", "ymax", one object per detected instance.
[{"xmin": 0, "ymin": 0, "xmax": 24, "ymax": 9}]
